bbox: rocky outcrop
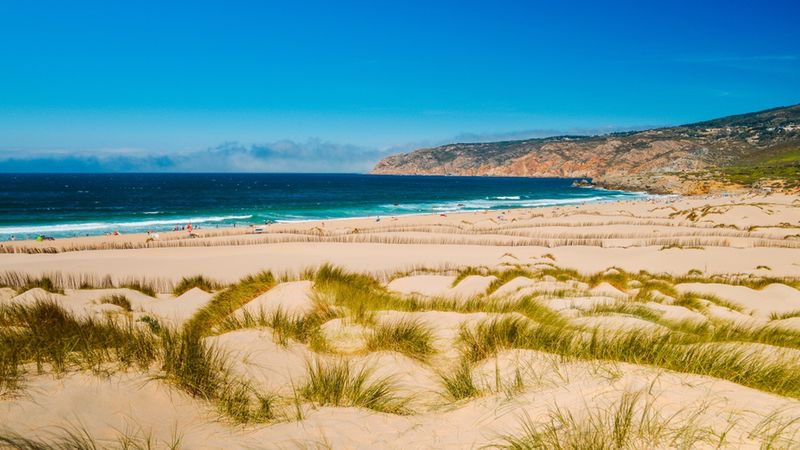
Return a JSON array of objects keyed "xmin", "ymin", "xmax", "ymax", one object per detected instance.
[{"xmin": 372, "ymin": 104, "xmax": 800, "ymax": 193}]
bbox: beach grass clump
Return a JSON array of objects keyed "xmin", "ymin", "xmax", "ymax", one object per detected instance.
[
  {"xmin": 485, "ymin": 268, "xmax": 535, "ymax": 295},
  {"xmin": 510, "ymin": 296, "xmax": 569, "ymax": 327},
  {"xmin": 0, "ymin": 426, "xmax": 103, "ymax": 450},
  {"xmin": 0, "ymin": 295, "xmax": 274, "ymax": 423},
  {"xmin": 703, "ymin": 322, "xmax": 800, "ymax": 352},
  {"xmin": 185, "ymin": 271, "xmax": 276, "ymax": 335},
  {"xmin": 365, "ymin": 319, "xmax": 436, "ymax": 361},
  {"xmin": 439, "ymin": 359, "xmax": 480, "ymax": 401},
  {"xmin": 313, "ymin": 264, "xmax": 411, "ymax": 321},
  {"xmin": 451, "ymin": 266, "xmax": 490, "ymax": 287},
  {"xmin": 268, "ymin": 307, "xmax": 337, "ymax": 352},
  {"xmin": 300, "ymin": 358, "xmax": 408, "ymax": 414},
  {"xmin": 0, "ymin": 300, "xmax": 158, "ymax": 389},
  {"xmin": 172, "ymin": 275, "xmax": 224, "ymax": 296},
  {"xmin": 580, "ymin": 303, "xmax": 666, "ymax": 325},
  {"xmin": 588, "ymin": 268, "xmax": 631, "ymax": 291},
  {"xmin": 0, "ymin": 423, "xmax": 185, "ymax": 449},
  {"xmin": 459, "ymin": 316, "xmax": 535, "ymax": 363},
  {"xmin": 217, "ymin": 304, "xmax": 337, "ymax": 352},
  {"xmin": 770, "ymin": 310, "xmax": 800, "ymax": 320},
  {"xmin": 158, "ymin": 328, "xmax": 274, "ymax": 423},
  {"xmin": 456, "ymin": 314, "xmax": 800, "ymax": 399},
  {"xmin": 119, "ymin": 279, "xmax": 158, "ymax": 297},
  {"xmin": 99, "ymin": 294, "xmax": 132, "ymax": 312},
  {"xmin": 497, "ymin": 391, "xmax": 714, "ymax": 449},
  {"xmin": 748, "ymin": 408, "xmax": 800, "ymax": 448}
]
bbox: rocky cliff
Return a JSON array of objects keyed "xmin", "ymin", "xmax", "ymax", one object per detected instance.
[{"xmin": 372, "ymin": 104, "xmax": 800, "ymax": 194}]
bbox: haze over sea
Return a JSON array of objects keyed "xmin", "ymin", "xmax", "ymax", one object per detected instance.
[{"xmin": 0, "ymin": 174, "xmax": 647, "ymax": 240}]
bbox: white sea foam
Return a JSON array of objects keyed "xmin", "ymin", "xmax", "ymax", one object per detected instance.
[{"xmin": 0, "ymin": 215, "xmax": 253, "ymax": 235}]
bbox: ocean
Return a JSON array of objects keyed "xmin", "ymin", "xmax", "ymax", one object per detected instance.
[{"xmin": 0, "ymin": 173, "xmax": 647, "ymax": 240}]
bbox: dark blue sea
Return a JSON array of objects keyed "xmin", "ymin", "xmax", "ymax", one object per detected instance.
[{"xmin": 0, "ymin": 173, "xmax": 648, "ymax": 240}]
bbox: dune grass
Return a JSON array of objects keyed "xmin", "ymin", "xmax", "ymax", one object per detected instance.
[
  {"xmin": 365, "ymin": 319, "xmax": 436, "ymax": 361},
  {"xmin": 98, "ymin": 294, "xmax": 132, "ymax": 312},
  {"xmin": 119, "ymin": 280, "xmax": 158, "ymax": 297},
  {"xmin": 157, "ymin": 328, "xmax": 274, "ymax": 423},
  {"xmin": 0, "ymin": 424, "xmax": 185, "ymax": 450},
  {"xmin": 217, "ymin": 306, "xmax": 337, "ymax": 351},
  {"xmin": 3, "ymin": 263, "xmax": 800, "ymax": 440},
  {"xmin": 439, "ymin": 359, "xmax": 480, "ymax": 401},
  {"xmin": 172, "ymin": 275, "xmax": 224, "ymax": 296},
  {"xmin": 314, "ymin": 264, "xmax": 569, "ymax": 328},
  {"xmin": 184, "ymin": 271, "xmax": 276, "ymax": 335},
  {"xmin": 457, "ymin": 316, "xmax": 800, "ymax": 399},
  {"xmin": 770, "ymin": 310, "xmax": 800, "ymax": 320},
  {"xmin": 497, "ymin": 391, "xmax": 715, "ymax": 449},
  {"xmin": 0, "ymin": 299, "xmax": 157, "ymax": 395},
  {"xmin": 300, "ymin": 358, "xmax": 409, "ymax": 414},
  {"xmin": 0, "ymin": 297, "xmax": 273, "ymax": 423}
]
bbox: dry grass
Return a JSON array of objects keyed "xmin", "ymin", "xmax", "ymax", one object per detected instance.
[{"xmin": 0, "ymin": 271, "xmax": 171, "ymax": 295}]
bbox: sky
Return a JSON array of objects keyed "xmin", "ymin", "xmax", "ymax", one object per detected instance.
[{"xmin": 0, "ymin": 0, "xmax": 798, "ymax": 172}]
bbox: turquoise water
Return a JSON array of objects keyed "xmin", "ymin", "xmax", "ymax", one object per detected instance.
[{"xmin": 0, "ymin": 173, "xmax": 648, "ymax": 240}]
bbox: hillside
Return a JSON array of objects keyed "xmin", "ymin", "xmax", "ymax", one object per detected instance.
[{"xmin": 371, "ymin": 104, "xmax": 800, "ymax": 194}]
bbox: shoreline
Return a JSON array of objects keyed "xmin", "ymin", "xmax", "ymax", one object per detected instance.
[
  {"xmin": 1, "ymin": 189, "xmax": 653, "ymax": 245},
  {"xmin": 2, "ymin": 192, "xmax": 666, "ymax": 250},
  {"xmin": 1, "ymin": 191, "xmax": 797, "ymax": 281}
]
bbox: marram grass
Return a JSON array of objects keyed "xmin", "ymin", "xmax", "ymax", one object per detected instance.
[
  {"xmin": 300, "ymin": 358, "xmax": 409, "ymax": 414},
  {"xmin": 365, "ymin": 318, "xmax": 436, "ymax": 361}
]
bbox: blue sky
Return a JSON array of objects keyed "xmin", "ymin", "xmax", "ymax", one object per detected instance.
[{"xmin": 1, "ymin": 0, "xmax": 798, "ymax": 172}]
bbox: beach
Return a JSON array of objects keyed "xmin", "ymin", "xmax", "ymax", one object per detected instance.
[{"xmin": 1, "ymin": 192, "xmax": 800, "ymax": 448}]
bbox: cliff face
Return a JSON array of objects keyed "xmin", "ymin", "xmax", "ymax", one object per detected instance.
[{"xmin": 371, "ymin": 105, "xmax": 800, "ymax": 193}]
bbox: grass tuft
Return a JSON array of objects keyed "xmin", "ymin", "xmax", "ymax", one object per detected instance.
[
  {"xmin": 185, "ymin": 271, "xmax": 276, "ymax": 335},
  {"xmin": 99, "ymin": 294, "xmax": 132, "ymax": 312},
  {"xmin": 172, "ymin": 275, "xmax": 224, "ymax": 296},
  {"xmin": 300, "ymin": 358, "xmax": 409, "ymax": 414},
  {"xmin": 158, "ymin": 328, "xmax": 274, "ymax": 423},
  {"xmin": 439, "ymin": 359, "xmax": 480, "ymax": 401},
  {"xmin": 497, "ymin": 391, "xmax": 714, "ymax": 449},
  {"xmin": 365, "ymin": 319, "xmax": 435, "ymax": 361}
]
